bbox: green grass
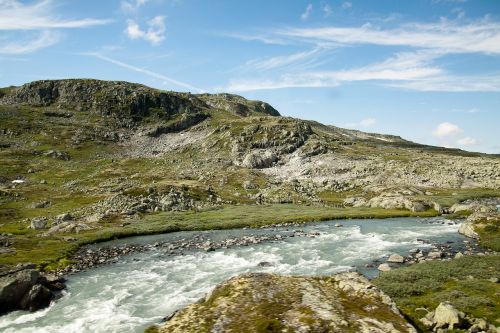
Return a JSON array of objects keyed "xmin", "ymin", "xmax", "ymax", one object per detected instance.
[
  {"xmin": 425, "ymin": 188, "xmax": 500, "ymax": 207},
  {"xmin": 373, "ymin": 255, "xmax": 500, "ymax": 332}
]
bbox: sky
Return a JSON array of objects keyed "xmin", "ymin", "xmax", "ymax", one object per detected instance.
[{"xmin": 0, "ymin": 0, "xmax": 499, "ymax": 153}]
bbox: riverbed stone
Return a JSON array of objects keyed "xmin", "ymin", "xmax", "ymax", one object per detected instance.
[
  {"xmin": 378, "ymin": 263, "xmax": 392, "ymax": 272},
  {"xmin": 387, "ymin": 253, "xmax": 405, "ymax": 263}
]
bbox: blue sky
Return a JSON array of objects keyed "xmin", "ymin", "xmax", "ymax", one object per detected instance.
[{"xmin": 1, "ymin": 0, "xmax": 499, "ymax": 153}]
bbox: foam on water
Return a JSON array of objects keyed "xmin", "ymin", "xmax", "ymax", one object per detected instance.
[{"xmin": 0, "ymin": 217, "xmax": 465, "ymax": 333}]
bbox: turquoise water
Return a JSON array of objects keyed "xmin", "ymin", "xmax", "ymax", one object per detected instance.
[{"xmin": 0, "ymin": 217, "xmax": 467, "ymax": 333}]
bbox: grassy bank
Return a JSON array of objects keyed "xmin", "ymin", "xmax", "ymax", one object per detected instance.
[
  {"xmin": 373, "ymin": 255, "xmax": 500, "ymax": 332},
  {"xmin": 373, "ymin": 209, "xmax": 500, "ymax": 332},
  {"xmin": 0, "ymin": 204, "xmax": 438, "ymax": 270}
]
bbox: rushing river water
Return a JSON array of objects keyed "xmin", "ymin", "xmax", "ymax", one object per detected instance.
[{"xmin": 0, "ymin": 217, "xmax": 469, "ymax": 333}]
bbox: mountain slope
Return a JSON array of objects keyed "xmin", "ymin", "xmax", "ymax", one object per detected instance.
[{"xmin": 0, "ymin": 79, "xmax": 499, "ymax": 269}]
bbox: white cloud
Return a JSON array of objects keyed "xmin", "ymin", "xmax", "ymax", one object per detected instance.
[
  {"xmin": 432, "ymin": 122, "xmax": 463, "ymax": 138},
  {"xmin": 342, "ymin": 2, "xmax": 352, "ymax": 9},
  {"xmin": 0, "ymin": 0, "xmax": 110, "ymax": 54},
  {"xmin": 225, "ymin": 17, "xmax": 500, "ymax": 93},
  {"xmin": 0, "ymin": 0, "xmax": 111, "ymax": 30},
  {"xmin": 219, "ymin": 32, "xmax": 289, "ymax": 45},
  {"xmin": 343, "ymin": 118, "xmax": 377, "ymax": 129},
  {"xmin": 86, "ymin": 53, "xmax": 204, "ymax": 93},
  {"xmin": 360, "ymin": 118, "xmax": 376, "ymax": 127},
  {"xmin": 244, "ymin": 47, "xmax": 323, "ymax": 71},
  {"xmin": 467, "ymin": 108, "xmax": 480, "ymax": 113},
  {"xmin": 457, "ymin": 137, "xmax": 478, "ymax": 145},
  {"xmin": 227, "ymin": 50, "xmax": 443, "ymax": 91},
  {"xmin": 389, "ymin": 74, "xmax": 500, "ymax": 92},
  {"xmin": 125, "ymin": 16, "xmax": 166, "ymax": 45},
  {"xmin": 301, "ymin": 4, "xmax": 313, "ymax": 21},
  {"xmin": 0, "ymin": 30, "xmax": 59, "ymax": 54},
  {"xmin": 277, "ymin": 19, "xmax": 500, "ymax": 55},
  {"xmin": 121, "ymin": 0, "xmax": 148, "ymax": 12},
  {"xmin": 323, "ymin": 4, "xmax": 333, "ymax": 17}
]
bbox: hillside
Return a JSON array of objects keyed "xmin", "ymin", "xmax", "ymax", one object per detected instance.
[{"xmin": 0, "ymin": 79, "xmax": 499, "ymax": 270}]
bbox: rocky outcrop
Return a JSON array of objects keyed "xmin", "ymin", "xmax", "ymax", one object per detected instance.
[
  {"xmin": 0, "ymin": 79, "xmax": 279, "ymax": 120},
  {"xmin": 0, "ymin": 265, "xmax": 65, "ymax": 314},
  {"xmin": 155, "ymin": 272, "xmax": 416, "ymax": 333},
  {"xmin": 241, "ymin": 150, "xmax": 278, "ymax": 169},
  {"xmin": 198, "ymin": 93, "xmax": 280, "ymax": 117}
]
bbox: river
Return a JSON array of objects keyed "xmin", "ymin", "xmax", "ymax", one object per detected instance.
[{"xmin": 0, "ymin": 217, "xmax": 469, "ymax": 333}]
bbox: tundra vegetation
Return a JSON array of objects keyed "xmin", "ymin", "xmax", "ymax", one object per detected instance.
[{"xmin": 0, "ymin": 79, "xmax": 498, "ymax": 331}]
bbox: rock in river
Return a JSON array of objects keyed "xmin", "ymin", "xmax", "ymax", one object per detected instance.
[{"xmin": 155, "ymin": 272, "xmax": 416, "ymax": 333}]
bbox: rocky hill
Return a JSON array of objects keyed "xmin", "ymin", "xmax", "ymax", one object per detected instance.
[{"xmin": 0, "ymin": 79, "xmax": 499, "ymax": 269}]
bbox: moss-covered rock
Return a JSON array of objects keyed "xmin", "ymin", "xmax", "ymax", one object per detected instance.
[{"xmin": 156, "ymin": 272, "xmax": 416, "ymax": 333}]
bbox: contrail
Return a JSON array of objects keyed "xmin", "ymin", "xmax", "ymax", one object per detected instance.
[{"xmin": 85, "ymin": 52, "xmax": 204, "ymax": 93}]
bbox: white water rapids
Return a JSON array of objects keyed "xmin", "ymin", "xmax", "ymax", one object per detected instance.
[{"xmin": 0, "ymin": 217, "xmax": 468, "ymax": 333}]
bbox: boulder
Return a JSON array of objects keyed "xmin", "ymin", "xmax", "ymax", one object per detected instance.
[
  {"xmin": 458, "ymin": 222, "xmax": 480, "ymax": 240},
  {"xmin": 242, "ymin": 151, "xmax": 277, "ymax": 169},
  {"xmin": 242, "ymin": 180, "xmax": 256, "ymax": 190},
  {"xmin": 30, "ymin": 218, "xmax": 48, "ymax": 230},
  {"xmin": 20, "ymin": 284, "xmax": 52, "ymax": 311},
  {"xmin": 0, "ymin": 269, "xmax": 39, "ymax": 314},
  {"xmin": 387, "ymin": 253, "xmax": 405, "ymax": 263},
  {"xmin": 378, "ymin": 263, "xmax": 392, "ymax": 272},
  {"xmin": 428, "ymin": 251, "xmax": 443, "ymax": 259},
  {"xmin": 433, "ymin": 302, "xmax": 464, "ymax": 330}
]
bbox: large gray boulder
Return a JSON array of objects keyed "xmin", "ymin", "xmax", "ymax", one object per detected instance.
[
  {"xmin": 387, "ymin": 253, "xmax": 405, "ymax": 263},
  {"xmin": 0, "ymin": 269, "xmax": 39, "ymax": 314},
  {"xmin": 0, "ymin": 267, "xmax": 63, "ymax": 314},
  {"xmin": 433, "ymin": 302, "xmax": 465, "ymax": 330},
  {"xmin": 242, "ymin": 150, "xmax": 277, "ymax": 169},
  {"xmin": 458, "ymin": 222, "xmax": 480, "ymax": 240}
]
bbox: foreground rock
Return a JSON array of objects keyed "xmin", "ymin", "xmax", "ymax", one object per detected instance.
[
  {"xmin": 420, "ymin": 302, "xmax": 499, "ymax": 333},
  {"xmin": 154, "ymin": 272, "xmax": 416, "ymax": 333},
  {"xmin": 0, "ymin": 265, "xmax": 65, "ymax": 314}
]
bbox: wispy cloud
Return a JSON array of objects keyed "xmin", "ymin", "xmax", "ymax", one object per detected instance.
[
  {"xmin": 322, "ymin": 4, "xmax": 333, "ymax": 17},
  {"xmin": 301, "ymin": 4, "xmax": 313, "ymax": 21},
  {"xmin": 0, "ymin": 0, "xmax": 111, "ymax": 54},
  {"xmin": 244, "ymin": 47, "xmax": 324, "ymax": 71},
  {"xmin": 227, "ymin": 50, "xmax": 443, "ymax": 91},
  {"xmin": 125, "ymin": 16, "xmax": 166, "ymax": 45},
  {"xmin": 343, "ymin": 118, "xmax": 377, "ymax": 129},
  {"xmin": 457, "ymin": 137, "xmax": 478, "ymax": 146},
  {"xmin": 219, "ymin": 32, "xmax": 289, "ymax": 45},
  {"xmin": 121, "ymin": 0, "xmax": 149, "ymax": 12},
  {"xmin": 342, "ymin": 2, "xmax": 352, "ymax": 9},
  {"xmin": 360, "ymin": 118, "xmax": 376, "ymax": 127},
  {"xmin": 85, "ymin": 52, "xmax": 204, "ymax": 93},
  {"xmin": 277, "ymin": 20, "xmax": 500, "ymax": 55},
  {"xmin": 224, "ymin": 17, "xmax": 500, "ymax": 92},
  {"xmin": 0, "ymin": 30, "xmax": 59, "ymax": 54},
  {"xmin": 0, "ymin": 0, "xmax": 111, "ymax": 30},
  {"xmin": 389, "ymin": 74, "xmax": 500, "ymax": 92}
]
